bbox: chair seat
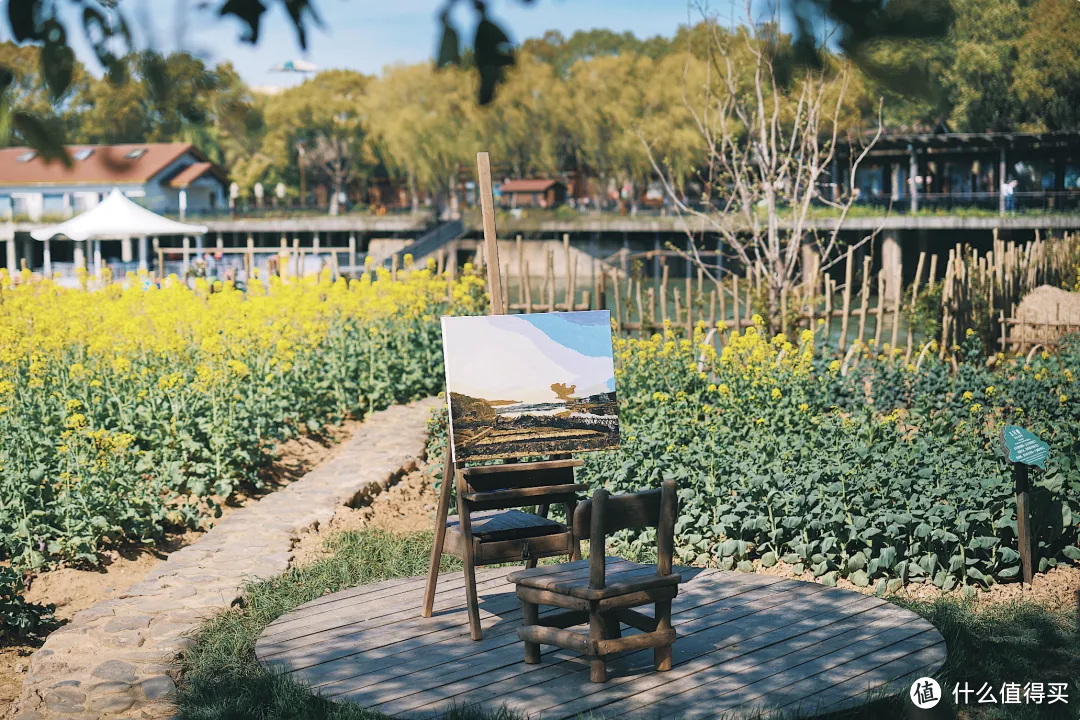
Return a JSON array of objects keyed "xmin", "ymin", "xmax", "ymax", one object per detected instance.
[{"xmin": 508, "ymin": 556, "xmax": 681, "ymax": 600}]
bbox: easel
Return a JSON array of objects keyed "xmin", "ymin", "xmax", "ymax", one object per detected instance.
[{"xmin": 421, "ymin": 152, "xmax": 584, "ymax": 640}]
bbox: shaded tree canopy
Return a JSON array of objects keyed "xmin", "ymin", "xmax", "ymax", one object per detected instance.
[{"xmin": 0, "ymin": 0, "xmax": 1076, "ymax": 199}]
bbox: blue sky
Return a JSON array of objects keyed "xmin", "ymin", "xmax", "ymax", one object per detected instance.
[{"xmin": 59, "ymin": 0, "xmax": 702, "ymax": 89}]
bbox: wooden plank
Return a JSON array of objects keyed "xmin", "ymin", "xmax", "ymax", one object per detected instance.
[
  {"xmin": 319, "ymin": 571, "xmax": 786, "ymax": 705},
  {"xmin": 461, "ymin": 483, "xmax": 588, "ymax": 505},
  {"xmin": 462, "ymin": 458, "xmax": 582, "ymax": 476},
  {"xmin": 363, "ymin": 578, "xmax": 827, "ymax": 715},
  {"xmin": 308, "ymin": 571, "xmax": 758, "ymax": 698},
  {"xmin": 459, "ymin": 585, "xmax": 880, "ymax": 718},
  {"xmin": 718, "ymin": 633, "xmax": 944, "ymax": 719},
  {"xmin": 385, "ymin": 577, "xmax": 830, "ymax": 713},
  {"xmin": 258, "ymin": 569, "xmax": 943, "ymax": 720},
  {"xmin": 601, "ymin": 607, "xmax": 927, "ymax": 719},
  {"xmin": 476, "ymin": 152, "xmax": 504, "ymax": 314}
]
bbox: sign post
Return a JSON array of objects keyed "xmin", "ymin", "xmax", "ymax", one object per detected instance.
[{"xmin": 1001, "ymin": 425, "xmax": 1050, "ymax": 585}]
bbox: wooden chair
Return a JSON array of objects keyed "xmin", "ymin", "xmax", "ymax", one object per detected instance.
[
  {"xmin": 423, "ymin": 457, "xmax": 585, "ymax": 641},
  {"xmin": 507, "ymin": 478, "xmax": 680, "ymax": 682}
]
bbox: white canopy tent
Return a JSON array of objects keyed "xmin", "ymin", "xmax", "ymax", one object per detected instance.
[{"xmin": 31, "ymin": 189, "xmax": 208, "ymax": 278}]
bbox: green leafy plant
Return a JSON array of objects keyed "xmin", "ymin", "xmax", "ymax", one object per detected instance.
[{"xmin": 0, "ymin": 567, "xmax": 57, "ymax": 642}]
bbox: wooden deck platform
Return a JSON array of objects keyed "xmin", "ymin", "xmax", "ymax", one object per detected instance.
[{"xmin": 255, "ymin": 565, "xmax": 946, "ymax": 719}]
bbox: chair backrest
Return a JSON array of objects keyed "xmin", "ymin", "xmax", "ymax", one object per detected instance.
[{"xmin": 573, "ymin": 478, "xmax": 677, "ymax": 590}]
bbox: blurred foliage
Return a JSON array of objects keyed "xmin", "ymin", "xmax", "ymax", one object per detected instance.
[{"xmin": 0, "ymin": 0, "xmax": 1078, "ymax": 199}]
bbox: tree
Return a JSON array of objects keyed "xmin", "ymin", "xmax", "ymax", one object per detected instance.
[
  {"xmin": 261, "ymin": 70, "xmax": 372, "ymax": 214},
  {"xmin": 644, "ymin": 6, "xmax": 882, "ymax": 330},
  {"xmin": 366, "ymin": 62, "xmax": 476, "ymax": 215},
  {"xmin": 2, "ymin": 0, "xmax": 957, "ymax": 163},
  {"xmin": 1011, "ymin": 0, "xmax": 1080, "ymax": 131}
]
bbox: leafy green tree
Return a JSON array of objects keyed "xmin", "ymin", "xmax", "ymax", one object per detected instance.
[
  {"xmin": 1012, "ymin": 0, "xmax": 1080, "ymax": 131},
  {"xmin": 261, "ymin": 70, "xmax": 371, "ymax": 214}
]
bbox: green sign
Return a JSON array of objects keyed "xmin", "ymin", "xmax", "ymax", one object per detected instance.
[{"xmin": 1002, "ymin": 425, "xmax": 1050, "ymax": 469}]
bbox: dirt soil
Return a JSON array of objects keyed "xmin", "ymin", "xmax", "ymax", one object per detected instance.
[
  {"xmin": 0, "ymin": 421, "xmax": 361, "ymax": 713},
  {"xmin": 291, "ymin": 455, "xmax": 441, "ymax": 568}
]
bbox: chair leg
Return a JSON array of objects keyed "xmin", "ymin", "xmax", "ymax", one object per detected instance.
[
  {"xmin": 422, "ymin": 447, "xmax": 454, "ymax": 618},
  {"xmin": 589, "ymin": 604, "xmax": 607, "ymax": 683},
  {"xmin": 522, "ymin": 600, "xmax": 541, "ymax": 664},
  {"xmin": 455, "ymin": 472, "xmax": 482, "ymax": 641},
  {"xmin": 525, "ymin": 504, "xmax": 550, "ymax": 570},
  {"xmin": 654, "ymin": 599, "xmax": 672, "ymax": 672},
  {"xmin": 564, "ymin": 500, "xmax": 581, "ymax": 561}
]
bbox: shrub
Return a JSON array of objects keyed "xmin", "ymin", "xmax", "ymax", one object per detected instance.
[
  {"xmin": 0, "ymin": 263, "xmax": 488, "ymax": 569},
  {"xmin": 580, "ymin": 320, "xmax": 1080, "ymax": 591},
  {"xmin": 0, "ymin": 567, "xmax": 57, "ymax": 642}
]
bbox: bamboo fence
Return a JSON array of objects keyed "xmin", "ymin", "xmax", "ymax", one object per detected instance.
[{"xmin": 472, "ymin": 231, "xmax": 1080, "ymax": 360}]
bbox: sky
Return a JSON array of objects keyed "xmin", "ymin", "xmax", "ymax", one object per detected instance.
[
  {"xmin": 58, "ymin": 0, "xmax": 702, "ymax": 90},
  {"xmin": 442, "ymin": 311, "xmax": 616, "ymax": 403}
]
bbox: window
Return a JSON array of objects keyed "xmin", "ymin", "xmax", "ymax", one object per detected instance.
[
  {"xmin": 42, "ymin": 194, "xmax": 65, "ymax": 214},
  {"xmin": 124, "ymin": 148, "xmax": 147, "ymax": 159},
  {"xmin": 16, "ymin": 151, "xmax": 37, "ymax": 163},
  {"xmin": 73, "ymin": 148, "xmax": 94, "ymax": 161}
]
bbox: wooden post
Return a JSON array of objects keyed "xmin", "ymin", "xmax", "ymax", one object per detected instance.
[
  {"xmin": 839, "ymin": 248, "xmax": 853, "ymax": 352},
  {"xmin": 524, "ymin": 260, "xmax": 533, "ymax": 313},
  {"xmin": 563, "ymin": 234, "xmax": 572, "ymax": 311},
  {"xmin": 612, "ymin": 271, "xmax": 622, "ymax": 332},
  {"xmin": 516, "ymin": 235, "xmax": 525, "ymax": 305},
  {"xmin": 875, "ymin": 271, "xmax": 886, "ymax": 351},
  {"xmin": 857, "ymin": 254, "xmax": 871, "ymax": 348},
  {"xmin": 348, "ymin": 234, "xmax": 357, "ymax": 274},
  {"xmin": 1015, "ymin": 463, "xmax": 1035, "ymax": 585},
  {"xmin": 905, "ymin": 253, "xmax": 926, "ymax": 364},
  {"xmin": 424, "ymin": 152, "xmax": 506, "ymax": 633},
  {"xmin": 476, "ymin": 151, "xmax": 505, "ymax": 314},
  {"xmin": 889, "ymin": 260, "xmax": 903, "ymax": 364},
  {"xmin": 246, "ymin": 236, "xmax": 255, "ymax": 281},
  {"xmin": 292, "ymin": 237, "xmax": 301, "ymax": 278}
]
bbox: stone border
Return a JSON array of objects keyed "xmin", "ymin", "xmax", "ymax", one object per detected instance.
[{"xmin": 12, "ymin": 397, "xmax": 440, "ymax": 720}]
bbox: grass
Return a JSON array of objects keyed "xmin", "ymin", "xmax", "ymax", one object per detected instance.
[{"xmin": 175, "ymin": 529, "xmax": 1080, "ymax": 720}]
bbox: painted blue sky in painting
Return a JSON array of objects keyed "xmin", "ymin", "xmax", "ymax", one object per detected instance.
[{"xmin": 442, "ymin": 311, "xmax": 616, "ymax": 403}]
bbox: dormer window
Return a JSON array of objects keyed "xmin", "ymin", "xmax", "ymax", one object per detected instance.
[
  {"xmin": 17, "ymin": 151, "xmax": 37, "ymax": 163},
  {"xmin": 124, "ymin": 148, "xmax": 147, "ymax": 159},
  {"xmin": 74, "ymin": 148, "xmax": 94, "ymax": 161}
]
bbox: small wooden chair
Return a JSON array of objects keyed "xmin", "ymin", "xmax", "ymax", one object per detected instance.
[
  {"xmin": 507, "ymin": 478, "xmax": 680, "ymax": 682},
  {"xmin": 423, "ymin": 458, "xmax": 585, "ymax": 641}
]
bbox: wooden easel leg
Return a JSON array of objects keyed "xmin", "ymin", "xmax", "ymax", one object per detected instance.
[
  {"xmin": 455, "ymin": 469, "xmax": 483, "ymax": 640},
  {"xmin": 589, "ymin": 603, "xmax": 607, "ymax": 682},
  {"xmin": 522, "ymin": 600, "xmax": 541, "ymax": 664},
  {"xmin": 422, "ymin": 445, "xmax": 454, "ymax": 618},
  {"xmin": 654, "ymin": 598, "xmax": 672, "ymax": 671},
  {"xmin": 564, "ymin": 500, "xmax": 581, "ymax": 561},
  {"xmin": 525, "ymin": 503, "xmax": 550, "ymax": 569}
]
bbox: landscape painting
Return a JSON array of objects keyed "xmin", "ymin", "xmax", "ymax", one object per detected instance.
[{"xmin": 441, "ymin": 310, "xmax": 620, "ymax": 463}]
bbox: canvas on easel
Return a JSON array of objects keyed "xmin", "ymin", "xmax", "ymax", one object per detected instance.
[
  {"xmin": 442, "ymin": 310, "xmax": 620, "ymax": 463},
  {"xmin": 421, "ymin": 152, "xmax": 619, "ymax": 641}
]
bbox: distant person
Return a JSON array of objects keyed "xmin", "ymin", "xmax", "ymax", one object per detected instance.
[{"xmin": 1002, "ymin": 179, "xmax": 1018, "ymax": 212}]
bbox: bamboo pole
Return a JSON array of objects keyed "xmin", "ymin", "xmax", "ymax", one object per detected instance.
[
  {"xmin": 524, "ymin": 260, "xmax": 533, "ymax": 313},
  {"xmin": 889, "ymin": 260, "xmax": 903, "ymax": 363},
  {"xmin": 673, "ymin": 287, "xmax": 682, "ymax": 329},
  {"xmin": 563, "ymin": 234, "xmax": 572, "ymax": 311},
  {"xmin": 839, "ymin": 248, "xmax": 853, "ymax": 352},
  {"xmin": 516, "ymin": 235, "xmax": 524, "ymax": 306},
  {"xmin": 569, "ymin": 244, "xmax": 579, "ymax": 311},
  {"xmin": 612, "ymin": 271, "xmax": 622, "ymax": 332},
  {"xmin": 857, "ymin": 254, "xmax": 871, "ymax": 348},
  {"xmin": 686, "ymin": 275, "xmax": 693, "ymax": 337},
  {"xmin": 874, "ymin": 271, "xmax": 886, "ymax": 350},
  {"xmin": 904, "ymin": 252, "xmax": 926, "ymax": 364},
  {"xmin": 546, "ymin": 249, "xmax": 555, "ymax": 311},
  {"xmin": 661, "ymin": 264, "xmax": 670, "ymax": 326},
  {"xmin": 732, "ymin": 275, "xmax": 739, "ymax": 329},
  {"xmin": 635, "ymin": 278, "xmax": 644, "ymax": 330}
]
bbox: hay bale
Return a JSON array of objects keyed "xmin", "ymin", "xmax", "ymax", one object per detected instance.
[{"xmin": 1012, "ymin": 285, "xmax": 1080, "ymax": 351}]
